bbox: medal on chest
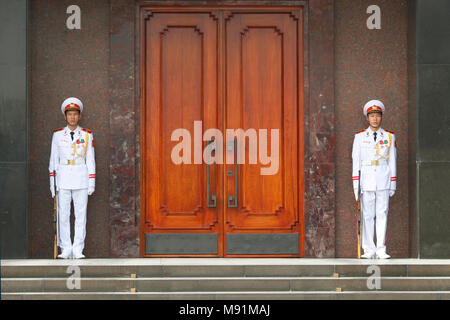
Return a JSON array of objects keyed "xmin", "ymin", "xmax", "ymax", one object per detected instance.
[
  {"xmin": 72, "ymin": 131, "xmax": 89, "ymax": 158},
  {"xmin": 375, "ymin": 133, "xmax": 392, "ymax": 158}
]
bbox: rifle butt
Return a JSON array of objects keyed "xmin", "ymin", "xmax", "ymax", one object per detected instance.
[
  {"xmin": 53, "ymin": 234, "xmax": 58, "ymax": 259},
  {"xmin": 357, "ymin": 235, "xmax": 361, "ymax": 259},
  {"xmin": 53, "ymin": 188, "xmax": 58, "ymax": 259},
  {"xmin": 357, "ymin": 198, "xmax": 361, "ymax": 259}
]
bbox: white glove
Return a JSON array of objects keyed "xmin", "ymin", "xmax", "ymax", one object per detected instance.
[
  {"xmin": 50, "ymin": 178, "xmax": 55, "ymax": 198},
  {"xmin": 354, "ymin": 189, "xmax": 359, "ymax": 202},
  {"xmin": 88, "ymin": 186, "xmax": 95, "ymax": 196},
  {"xmin": 389, "ymin": 190, "xmax": 395, "ymax": 197}
]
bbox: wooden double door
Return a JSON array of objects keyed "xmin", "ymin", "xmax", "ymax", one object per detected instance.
[{"xmin": 140, "ymin": 7, "xmax": 304, "ymax": 257}]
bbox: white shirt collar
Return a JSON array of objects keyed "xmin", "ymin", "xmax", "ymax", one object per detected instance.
[
  {"xmin": 367, "ymin": 126, "xmax": 382, "ymax": 135},
  {"xmin": 65, "ymin": 125, "xmax": 81, "ymax": 133}
]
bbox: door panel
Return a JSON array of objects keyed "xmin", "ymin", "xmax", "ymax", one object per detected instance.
[
  {"xmin": 141, "ymin": 11, "xmax": 222, "ymax": 256},
  {"xmin": 224, "ymin": 12, "xmax": 301, "ymax": 255},
  {"xmin": 140, "ymin": 8, "xmax": 304, "ymax": 257}
]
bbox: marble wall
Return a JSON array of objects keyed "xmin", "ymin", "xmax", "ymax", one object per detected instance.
[
  {"xmin": 0, "ymin": 0, "xmax": 28, "ymax": 258},
  {"xmin": 27, "ymin": 0, "xmax": 411, "ymax": 258},
  {"xmin": 335, "ymin": 0, "xmax": 410, "ymax": 257},
  {"xmin": 303, "ymin": 0, "xmax": 335, "ymax": 257},
  {"xmin": 29, "ymin": 0, "xmax": 111, "ymax": 258},
  {"xmin": 414, "ymin": 0, "xmax": 450, "ymax": 258}
]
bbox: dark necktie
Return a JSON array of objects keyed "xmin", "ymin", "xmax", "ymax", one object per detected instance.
[
  {"xmin": 373, "ymin": 132, "xmax": 377, "ymax": 142},
  {"xmin": 70, "ymin": 132, "xmax": 74, "ymax": 141}
]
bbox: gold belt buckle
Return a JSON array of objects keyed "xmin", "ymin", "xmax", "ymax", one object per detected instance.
[
  {"xmin": 371, "ymin": 160, "xmax": 379, "ymax": 166},
  {"xmin": 68, "ymin": 160, "xmax": 75, "ymax": 165}
]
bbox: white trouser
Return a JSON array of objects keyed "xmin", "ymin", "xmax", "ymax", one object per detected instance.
[
  {"xmin": 57, "ymin": 188, "xmax": 88, "ymax": 255},
  {"xmin": 361, "ymin": 190, "xmax": 389, "ymax": 255}
]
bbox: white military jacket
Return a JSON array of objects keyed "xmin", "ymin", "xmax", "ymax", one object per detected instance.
[
  {"xmin": 352, "ymin": 127, "xmax": 397, "ymax": 195},
  {"xmin": 49, "ymin": 126, "xmax": 95, "ymax": 190}
]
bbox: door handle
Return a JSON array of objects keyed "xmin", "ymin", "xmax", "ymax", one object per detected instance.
[
  {"xmin": 206, "ymin": 138, "xmax": 217, "ymax": 208},
  {"xmin": 227, "ymin": 138, "xmax": 238, "ymax": 208}
]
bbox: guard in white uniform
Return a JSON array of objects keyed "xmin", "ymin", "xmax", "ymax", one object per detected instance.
[
  {"xmin": 49, "ymin": 97, "xmax": 95, "ymax": 259},
  {"xmin": 352, "ymin": 100, "xmax": 396, "ymax": 259}
]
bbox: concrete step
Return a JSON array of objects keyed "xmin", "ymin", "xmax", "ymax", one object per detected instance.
[
  {"xmin": 3, "ymin": 263, "xmax": 450, "ymax": 278},
  {"xmin": 3, "ymin": 259, "xmax": 450, "ymax": 300},
  {"xmin": 3, "ymin": 276, "xmax": 450, "ymax": 293},
  {"xmin": 2, "ymin": 291, "xmax": 450, "ymax": 300}
]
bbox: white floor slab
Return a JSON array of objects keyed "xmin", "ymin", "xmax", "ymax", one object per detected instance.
[{"xmin": 2, "ymin": 258, "xmax": 450, "ymax": 267}]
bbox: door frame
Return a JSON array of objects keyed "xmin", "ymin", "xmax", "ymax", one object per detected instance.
[{"xmin": 138, "ymin": 2, "xmax": 308, "ymax": 258}]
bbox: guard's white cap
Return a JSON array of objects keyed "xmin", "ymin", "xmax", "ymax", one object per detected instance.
[
  {"xmin": 61, "ymin": 97, "xmax": 83, "ymax": 115},
  {"xmin": 363, "ymin": 99, "xmax": 385, "ymax": 116}
]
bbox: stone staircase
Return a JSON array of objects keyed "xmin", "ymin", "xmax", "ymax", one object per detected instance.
[{"xmin": 2, "ymin": 258, "xmax": 450, "ymax": 300}]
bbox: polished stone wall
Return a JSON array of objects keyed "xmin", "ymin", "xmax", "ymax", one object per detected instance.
[
  {"xmin": 407, "ymin": 0, "xmax": 417, "ymax": 258},
  {"xmin": 415, "ymin": 0, "xmax": 450, "ymax": 258},
  {"xmin": 107, "ymin": 0, "xmax": 336, "ymax": 258},
  {"xmin": 303, "ymin": 0, "xmax": 336, "ymax": 257},
  {"xmin": 22, "ymin": 0, "xmax": 419, "ymax": 258},
  {"xmin": 109, "ymin": 0, "xmax": 140, "ymax": 257},
  {"xmin": 28, "ymin": 0, "xmax": 110, "ymax": 258},
  {"xmin": 335, "ymin": 0, "xmax": 410, "ymax": 257},
  {"xmin": 0, "ymin": 0, "xmax": 28, "ymax": 258}
]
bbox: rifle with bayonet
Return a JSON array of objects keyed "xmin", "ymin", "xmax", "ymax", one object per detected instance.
[
  {"xmin": 53, "ymin": 170, "xmax": 58, "ymax": 259},
  {"xmin": 356, "ymin": 170, "xmax": 361, "ymax": 259}
]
